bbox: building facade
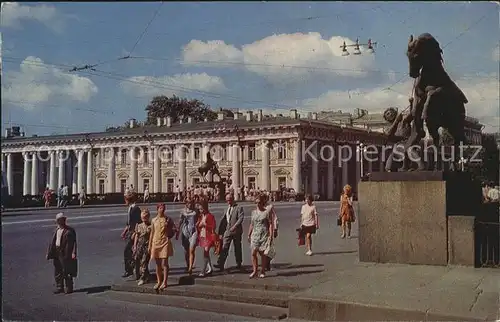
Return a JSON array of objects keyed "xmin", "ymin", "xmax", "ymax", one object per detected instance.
[{"xmin": 1, "ymin": 109, "xmax": 388, "ymax": 200}]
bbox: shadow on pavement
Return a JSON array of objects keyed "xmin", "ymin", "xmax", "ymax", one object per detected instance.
[
  {"xmin": 75, "ymin": 285, "xmax": 111, "ymax": 294},
  {"xmin": 276, "ymin": 269, "xmax": 324, "ymax": 277},
  {"xmin": 312, "ymin": 250, "xmax": 357, "ymax": 256}
]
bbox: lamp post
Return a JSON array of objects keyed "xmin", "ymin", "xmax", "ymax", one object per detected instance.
[
  {"xmin": 459, "ymin": 157, "xmax": 468, "ymax": 172},
  {"xmin": 357, "ymin": 142, "xmax": 368, "ymax": 178},
  {"xmin": 340, "ymin": 38, "xmax": 377, "ymax": 56}
]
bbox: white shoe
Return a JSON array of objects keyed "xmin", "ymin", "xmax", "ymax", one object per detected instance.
[
  {"xmin": 137, "ymin": 280, "xmax": 145, "ymax": 286},
  {"xmin": 306, "ymin": 250, "xmax": 313, "ymax": 256}
]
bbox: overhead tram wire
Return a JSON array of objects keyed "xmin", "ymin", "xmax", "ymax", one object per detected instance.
[
  {"xmin": 124, "ymin": 55, "xmax": 498, "ymax": 80},
  {"xmin": 66, "ymin": 2, "xmax": 164, "ymax": 73},
  {"xmin": 4, "ymin": 57, "xmax": 497, "ymax": 111}
]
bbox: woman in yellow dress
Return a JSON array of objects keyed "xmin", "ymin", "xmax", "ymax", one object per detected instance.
[
  {"xmin": 339, "ymin": 185, "xmax": 355, "ymax": 239},
  {"xmin": 148, "ymin": 203, "xmax": 175, "ymax": 291}
]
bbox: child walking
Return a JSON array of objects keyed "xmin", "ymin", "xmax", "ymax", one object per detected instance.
[
  {"xmin": 149, "ymin": 203, "xmax": 175, "ymax": 291},
  {"xmin": 133, "ymin": 208, "xmax": 152, "ymax": 286}
]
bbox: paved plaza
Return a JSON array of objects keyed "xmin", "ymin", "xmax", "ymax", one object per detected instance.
[{"xmin": 3, "ymin": 201, "xmax": 499, "ymax": 321}]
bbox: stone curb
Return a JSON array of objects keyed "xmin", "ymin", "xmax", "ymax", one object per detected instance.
[{"xmin": 287, "ymin": 296, "xmax": 490, "ymax": 321}]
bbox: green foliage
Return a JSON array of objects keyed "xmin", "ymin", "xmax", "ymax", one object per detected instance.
[{"xmin": 145, "ymin": 95, "xmax": 217, "ymax": 125}]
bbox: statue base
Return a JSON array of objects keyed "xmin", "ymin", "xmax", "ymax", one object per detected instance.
[{"xmin": 358, "ymin": 171, "xmax": 481, "ymax": 266}]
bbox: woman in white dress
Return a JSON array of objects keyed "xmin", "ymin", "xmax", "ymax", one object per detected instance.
[{"xmin": 247, "ymin": 194, "xmax": 275, "ymax": 278}]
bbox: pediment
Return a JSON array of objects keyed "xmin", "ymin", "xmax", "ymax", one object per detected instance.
[
  {"xmin": 219, "ymin": 169, "xmax": 231, "ymax": 176},
  {"xmin": 274, "ymin": 168, "xmax": 290, "ymax": 176},
  {"xmin": 244, "ymin": 169, "xmax": 259, "ymax": 175},
  {"xmin": 140, "ymin": 171, "xmax": 152, "ymax": 178},
  {"xmin": 117, "ymin": 172, "xmax": 129, "ymax": 179},
  {"xmin": 189, "ymin": 169, "xmax": 200, "ymax": 176},
  {"xmin": 163, "ymin": 170, "xmax": 177, "ymax": 177},
  {"xmin": 96, "ymin": 171, "xmax": 107, "ymax": 179}
]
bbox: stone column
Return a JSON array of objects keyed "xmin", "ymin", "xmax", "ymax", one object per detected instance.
[
  {"xmin": 86, "ymin": 150, "xmax": 93, "ymax": 193},
  {"xmin": 23, "ymin": 152, "xmax": 31, "ymax": 196},
  {"xmin": 292, "ymin": 139, "xmax": 302, "ymax": 193},
  {"xmin": 107, "ymin": 148, "xmax": 116, "ymax": 193},
  {"xmin": 177, "ymin": 145, "xmax": 187, "ymax": 191},
  {"xmin": 260, "ymin": 140, "xmax": 270, "ymax": 191},
  {"xmin": 76, "ymin": 150, "xmax": 84, "ymax": 192},
  {"xmin": 231, "ymin": 143, "xmax": 240, "ymax": 200},
  {"xmin": 58, "ymin": 151, "xmax": 66, "ymax": 189},
  {"xmin": 153, "ymin": 146, "xmax": 160, "ymax": 193},
  {"xmin": 31, "ymin": 152, "xmax": 39, "ymax": 195},
  {"xmin": 310, "ymin": 141, "xmax": 319, "ymax": 194},
  {"xmin": 71, "ymin": 154, "xmax": 78, "ymax": 194},
  {"xmin": 49, "ymin": 151, "xmax": 57, "ymax": 190},
  {"xmin": 341, "ymin": 146, "xmax": 349, "ymax": 188},
  {"xmin": 1, "ymin": 154, "xmax": 6, "ymax": 175},
  {"xmin": 129, "ymin": 147, "xmax": 138, "ymax": 190},
  {"xmin": 6, "ymin": 153, "xmax": 13, "ymax": 195},
  {"xmin": 327, "ymin": 145, "xmax": 335, "ymax": 200}
]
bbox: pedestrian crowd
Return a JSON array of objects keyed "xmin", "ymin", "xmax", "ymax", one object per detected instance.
[
  {"xmin": 120, "ymin": 190, "xmax": 280, "ymax": 290},
  {"xmin": 45, "ymin": 184, "xmax": 359, "ymax": 294}
]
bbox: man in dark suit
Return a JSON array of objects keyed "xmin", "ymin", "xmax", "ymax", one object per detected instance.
[
  {"xmin": 120, "ymin": 192, "xmax": 141, "ymax": 278},
  {"xmin": 215, "ymin": 193, "xmax": 244, "ymax": 271},
  {"xmin": 46, "ymin": 212, "xmax": 77, "ymax": 294}
]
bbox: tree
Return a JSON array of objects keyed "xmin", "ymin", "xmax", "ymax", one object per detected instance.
[
  {"xmin": 144, "ymin": 95, "xmax": 217, "ymax": 125},
  {"xmin": 479, "ymin": 134, "xmax": 500, "ymax": 183}
]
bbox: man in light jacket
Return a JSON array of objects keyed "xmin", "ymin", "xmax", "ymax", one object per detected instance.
[{"xmin": 215, "ymin": 193, "xmax": 244, "ymax": 272}]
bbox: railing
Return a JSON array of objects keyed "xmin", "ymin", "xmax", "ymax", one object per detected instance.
[{"xmin": 475, "ymin": 204, "xmax": 500, "ymax": 268}]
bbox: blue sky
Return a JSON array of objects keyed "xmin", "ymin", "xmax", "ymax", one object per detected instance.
[{"xmin": 2, "ymin": 1, "xmax": 499, "ymax": 136}]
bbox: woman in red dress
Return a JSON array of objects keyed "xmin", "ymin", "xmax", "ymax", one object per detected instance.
[{"xmin": 196, "ymin": 198, "xmax": 217, "ymax": 277}]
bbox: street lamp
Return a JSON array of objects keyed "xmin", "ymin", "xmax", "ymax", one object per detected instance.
[
  {"xmin": 340, "ymin": 38, "xmax": 377, "ymax": 56},
  {"xmin": 459, "ymin": 157, "xmax": 468, "ymax": 172},
  {"xmin": 357, "ymin": 142, "xmax": 368, "ymax": 178}
]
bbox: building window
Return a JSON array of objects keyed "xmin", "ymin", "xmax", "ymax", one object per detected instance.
[
  {"xmin": 194, "ymin": 147, "xmax": 200, "ymax": 160},
  {"xmin": 166, "ymin": 178, "xmax": 174, "ymax": 193},
  {"xmin": 120, "ymin": 150, "xmax": 127, "ymax": 166},
  {"xmin": 278, "ymin": 176, "xmax": 287, "ymax": 188},
  {"xmin": 120, "ymin": 179, "xmax": 127, "ymax": 193},
  {"xmin": 248, "ymin": 143, "xmax": 256, "ymax": 160},
  {"xmin": 247, "ymin": 176, "xmax": 256, "ymax": 189},
  {"xmin": 143, "ymin": 179, "xmax": 149, "ymax": 191},
  {"xmin": 277, "ymin": 142, "xmax": 287, "ymax": 159},
  {"xmin": 99, "ymin": 180, "xmax": 105, "ymax": 194},
  {"xmin": 193, "ymin": 177, "xmax": 201, "ymax": 186},
  {"xmin": 143, "ymin": 149, "xmax": 149, "ymax": 165}
]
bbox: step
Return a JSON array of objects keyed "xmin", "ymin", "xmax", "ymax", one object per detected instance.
[
  {"xmin": 169, "ymin": 274, "xmax": 304, "ymax": 293},
  {"xmin": 111, "ymin": 282, "xmax": 291, "ymax": 308},
  {"xmin": 95, "ymin": 290, "xmax": 288, "ymax": 320}
]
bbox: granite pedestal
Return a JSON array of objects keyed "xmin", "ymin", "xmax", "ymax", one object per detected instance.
[{"xmin": 358, "ymin": 171, "xmax": 481, "ymax": 266}]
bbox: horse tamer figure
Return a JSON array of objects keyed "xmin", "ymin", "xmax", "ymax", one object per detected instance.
[
  {"xmin": 198, "ymin": 152, "xmax": 221, "ymax": 182},
  {"xmin": 402, "ymin": 33, "xmax": 468, "ymax": 171}
]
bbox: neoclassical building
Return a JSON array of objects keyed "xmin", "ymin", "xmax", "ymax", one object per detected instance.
[{"xmin": 1, "ymin": 109, "xmax": 391, "ymax": 200}]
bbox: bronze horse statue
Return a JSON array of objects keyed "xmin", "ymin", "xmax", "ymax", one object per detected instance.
[
  {"xmin": 404, "ymin": 33, "xmax": 468, "ymax": 170},
  {"xmin": 198, "ymin": 152, "xmax": 221, "ymax": 182}
]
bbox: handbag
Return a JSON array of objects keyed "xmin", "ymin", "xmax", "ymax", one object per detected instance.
[
  {"xmin": 337, "ymin": 218, "xmax": 342, "ymax": 226},
  {"xmin": 264, "ymin": 238, "xmax": 276, "ymax": 259},
  {"xmin": 296, "ymin": 227, "xmax": 305, "ymax": 246}
]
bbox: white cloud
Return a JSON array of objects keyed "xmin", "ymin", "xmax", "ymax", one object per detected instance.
[
  {"xmin": 181, "ymin": 32, "xmax": 376, "ymax": 83},
  {"xmin": 492, "ymin": 45, "xmax": 499, "ymax": 62},
  {"xmin": 1, "ymin": 2, "xmax": 65, "ymax": 32},
  {"xmin": 120, "ymin": 73, "xmax": 227, "ymax": 98},
  {"xmin": 2, "ymin": 56, "xmax": 98, "ymax": 109},
  {"xmin": 299, "ymin": 75, "xmax": 499, "ymax": 132}
]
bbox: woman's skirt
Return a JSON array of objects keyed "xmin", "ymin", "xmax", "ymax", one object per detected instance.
[
  {"xmin": 151, "ymin": 239, "xmax": 174, "ymax": 259},
  {"xmin": 301, "ymin": 225, "xmax": 317, "ymax": 235}
]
